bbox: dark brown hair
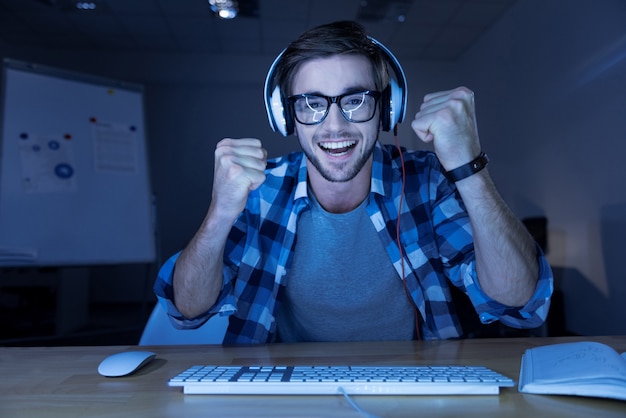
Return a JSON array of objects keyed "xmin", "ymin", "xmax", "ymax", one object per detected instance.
[{"xmin": 272, "ymin": 21, "xmax": 390, "ymax": 98}]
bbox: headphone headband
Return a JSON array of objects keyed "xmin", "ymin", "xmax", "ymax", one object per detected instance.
[{"xmin": 264, "ymin": 36, "xmax": 408, "ymax": 136}]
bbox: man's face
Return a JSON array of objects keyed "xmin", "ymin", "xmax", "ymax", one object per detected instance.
[{"xmin": 291, "ymin": 54, "xmax": 380, "ymax": 183}]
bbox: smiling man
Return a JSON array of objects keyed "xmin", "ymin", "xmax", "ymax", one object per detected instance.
[{"xmin": 154, "ymin": 21, "xmax": 553, "ymax": 344}]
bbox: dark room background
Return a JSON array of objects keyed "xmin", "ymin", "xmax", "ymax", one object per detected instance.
[{"xmin": 1, "ymin": 0, "xmax": 625, "ymax": 344}]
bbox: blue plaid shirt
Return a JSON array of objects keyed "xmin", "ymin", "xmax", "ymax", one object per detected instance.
[{"xmin": 154, "ymin": 142, "xmax": 553, "ymax": 344}]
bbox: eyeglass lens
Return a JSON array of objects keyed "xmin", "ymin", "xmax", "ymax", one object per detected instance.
[{"xmin": 292, "ymin": 91, "xmax": 378, "ymax": 125}]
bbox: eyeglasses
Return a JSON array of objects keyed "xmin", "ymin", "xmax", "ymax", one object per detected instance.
[{"xmin": 288, "ymin": 90, "xmax": 381, "ymax": 125}]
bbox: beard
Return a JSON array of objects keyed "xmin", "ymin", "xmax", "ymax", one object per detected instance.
[{"xmin": 302, "ymin": 133, "xmax": 378, "ymax": 183}]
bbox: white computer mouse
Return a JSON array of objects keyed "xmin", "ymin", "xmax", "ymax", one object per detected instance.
[{"xmin": 98, "ymin": 351, "xmax": 156, "ymax": 377}]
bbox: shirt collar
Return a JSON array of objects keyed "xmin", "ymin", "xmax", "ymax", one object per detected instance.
[
  {"xmin": 370, "ymin": 141, "xmax": 388, "ymax": 197},
  {"xmin": 294, "ymin": 154, "xmax": 309, "ymax": 201}
]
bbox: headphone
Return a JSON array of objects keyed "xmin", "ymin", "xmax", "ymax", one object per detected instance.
[{"xmin": 264, "ymin": 37, "xmax": 408, "ymax": 136}]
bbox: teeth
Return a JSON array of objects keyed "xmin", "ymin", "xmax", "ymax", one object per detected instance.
[{"xmin": 319, "ymin": 140, "xmax": 356, "ymax": 150}]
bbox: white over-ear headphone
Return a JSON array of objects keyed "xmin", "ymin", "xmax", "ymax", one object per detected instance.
[{"xmin": 264, "ymin": 37, "xmax": 408, "ymax": 136}]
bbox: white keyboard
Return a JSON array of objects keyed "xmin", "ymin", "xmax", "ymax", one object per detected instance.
[{"xmin": 168, "ymin": 365, "xmax": 515, "ymax": 395}]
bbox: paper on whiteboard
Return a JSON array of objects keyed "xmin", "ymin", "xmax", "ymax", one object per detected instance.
[
  {"xmin": 92, "ymin": 121, "xmax": 138, "ymax": 173},
  {"xmin": 19, "ymin": 134, "xmax": 77, "ymax": 193}
]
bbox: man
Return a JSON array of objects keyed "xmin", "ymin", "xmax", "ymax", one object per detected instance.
[{"xmin": 154, "ymin": 21, "xmax": 553, "ymax": 344}]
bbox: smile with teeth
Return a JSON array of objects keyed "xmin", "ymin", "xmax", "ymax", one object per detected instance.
[{"xmin": 318, "ymin": 140, "xmax": 357, "ymax": 156}]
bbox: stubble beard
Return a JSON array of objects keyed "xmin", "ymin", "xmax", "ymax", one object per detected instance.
[{"xmin": 303, "ymin": 134, "xmax": 378, "ymax": 183}]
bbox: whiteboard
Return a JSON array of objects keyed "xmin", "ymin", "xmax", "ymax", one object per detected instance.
[{"xmin": 0, "ymin": 59, "xmax": 155, "ymax": 266}]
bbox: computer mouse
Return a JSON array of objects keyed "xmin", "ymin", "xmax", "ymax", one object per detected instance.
[{"xmin": 97, "ymin": 351, "xmax": 156, "ymax": 377}]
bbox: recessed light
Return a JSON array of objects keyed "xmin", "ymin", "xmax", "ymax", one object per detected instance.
[
  {"xmin": 208, "ymin": 0, "xmax": 239, "ymax": 20},
  {"xmin": 75, "ymin": 1, "xmax": 97, "ymax": 10}
]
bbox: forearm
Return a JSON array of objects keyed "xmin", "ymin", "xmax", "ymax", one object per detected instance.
[
  {"xmin": 172, "ymin": 207, "xmax": 234, "ymax": 319},
  {"xmin": 410, "ymin": 87, "xmax": 539, "ymax": 306},
  {"xmin": 172, "ymin": 138, "xmax": 266, "ymax": 319},
  {"xmin": 455, "ymin": 170, "xmax": 538, "ymax": 307}
]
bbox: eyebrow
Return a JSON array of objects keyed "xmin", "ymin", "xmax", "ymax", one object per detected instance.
[{"xmin": 298, "ymin": 86, "xmax": 374, "ymax": 97}]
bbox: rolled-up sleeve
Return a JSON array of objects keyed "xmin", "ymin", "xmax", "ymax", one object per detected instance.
[
  {"xmin": 463, "ymin": 245, "xmax": 554, "ymax": 329},
  {"xmin": 153, "ymin": 252, "xmax": 217, "ymax": 329}
]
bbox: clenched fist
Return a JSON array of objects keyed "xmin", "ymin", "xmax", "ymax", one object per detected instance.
[
  {"xmin": 411, "ymin": 87, "xmax": 482, "ymax": 171},
  {"xmin": 212, "ymin": 138, "xmax": 267, "ymax": 219}
]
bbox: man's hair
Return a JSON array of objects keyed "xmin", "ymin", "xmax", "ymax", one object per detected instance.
[{"xmin": 272, "ymin": 21, "xmax": 390, "ymax": 98}]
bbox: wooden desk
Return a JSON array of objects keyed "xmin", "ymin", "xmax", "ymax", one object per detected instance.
[{"xmin": 1, "ymin": 336, "xmax": 625, "ymax": 417}]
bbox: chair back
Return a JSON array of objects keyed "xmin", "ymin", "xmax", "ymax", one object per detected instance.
[{"xmin": 139, "ymin": 303, "xmax": 228, "ymax": 345}]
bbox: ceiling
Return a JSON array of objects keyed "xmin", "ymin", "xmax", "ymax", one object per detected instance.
[{"xmin": 0, "ymin": 0, "xmax": 517, "ymax": 61}]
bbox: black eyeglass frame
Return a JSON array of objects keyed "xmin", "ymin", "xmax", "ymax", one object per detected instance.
[{"xmin": 287, "ymin": 90, "xmax": 382, "ymax": 125}]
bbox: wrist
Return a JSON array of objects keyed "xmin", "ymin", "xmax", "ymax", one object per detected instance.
[{"xmin": 443, "ymin": 152, "xmax": 489, "ymax": 183}]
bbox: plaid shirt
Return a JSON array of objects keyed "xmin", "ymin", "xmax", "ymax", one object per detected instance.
[{"xmin": 155, "ymin": 142, "xmax": 553, "ymax": 344}]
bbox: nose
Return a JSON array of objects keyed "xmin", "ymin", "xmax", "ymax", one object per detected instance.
[{"xmin": 322, "ymin": 102, "xmax": 349, "ymax": 129}]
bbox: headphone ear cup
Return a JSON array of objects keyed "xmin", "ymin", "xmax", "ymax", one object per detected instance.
[
  {"xmin": 380, "ymin": 85, "xmax": 391, "ymax": 132},
  {"xmin": 267, "ymin": 85, "xmax": 289, "ymax": 136},
  {"xmin": 264, "ymin": 49, "xmax": 293, "ymax": 137},
  {"xmin": 387, "ymin": 76, "xmax": 403, "ymax": 132},
  {"xmin": 379, "ymin": 70, "xmax": 404, "ymax": 132},
  {"xmin": 283, "ymin": 97, "xmax": 294, "ymax": 136}
]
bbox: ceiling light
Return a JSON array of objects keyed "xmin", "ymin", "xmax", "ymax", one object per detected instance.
[
  {"xmin": 75, "ymin": 2, "xmax": 97, "ymax": 10},
  {"xmin": 208, "ymin": 0, "xmax": 238, "ymax": 20}
]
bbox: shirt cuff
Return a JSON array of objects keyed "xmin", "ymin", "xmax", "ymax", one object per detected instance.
[
  {"xmin": 153, "ymin": 251, "xmax": 215, "ymax": 329},
  {"xmin": 466, "ymin": 245, "xmax": 554, "ymax": 328}
]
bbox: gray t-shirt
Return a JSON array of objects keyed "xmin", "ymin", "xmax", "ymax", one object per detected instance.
[{"xmin": 276, "ymin": 191, "xmax": 415, "ymax": 342}]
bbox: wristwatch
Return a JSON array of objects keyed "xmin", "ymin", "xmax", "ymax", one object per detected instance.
[{"xmin": 443, "ymin": 152, "xmax": 489, "ymax": 183}]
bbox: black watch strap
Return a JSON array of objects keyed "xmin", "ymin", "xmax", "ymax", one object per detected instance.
[{"xmin": 443, "ymin": 152, "xmax": 489, "ymax": 183}]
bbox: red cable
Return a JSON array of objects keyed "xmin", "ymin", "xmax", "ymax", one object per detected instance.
[{"xmin": 394, "ymin": 133, "xmax": 421, "ymax": 341}]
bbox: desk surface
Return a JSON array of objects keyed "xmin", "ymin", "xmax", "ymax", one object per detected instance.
[{"xmin": 1, "ymin": 336, "xmax": 625, "ymax": 417}]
